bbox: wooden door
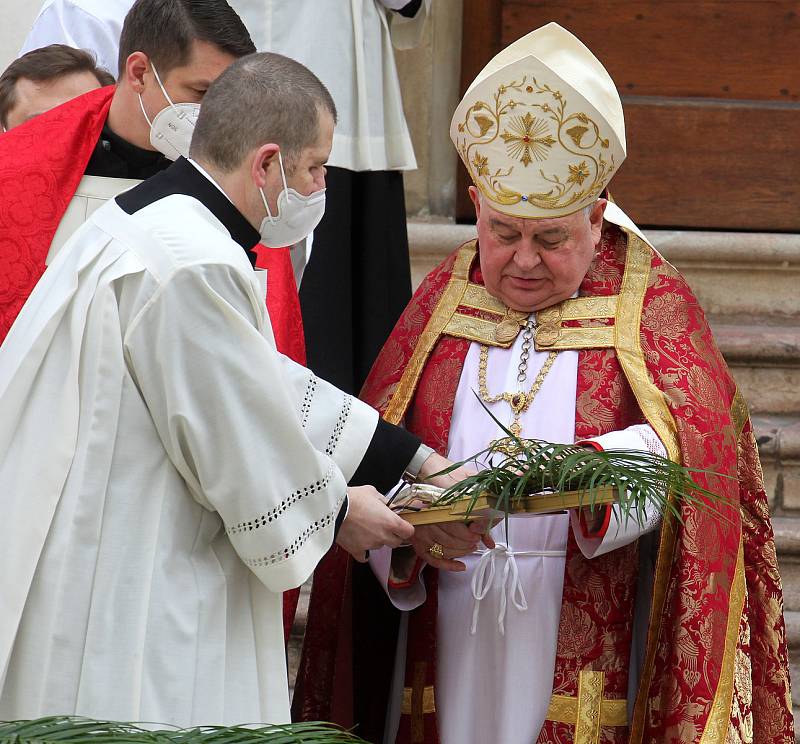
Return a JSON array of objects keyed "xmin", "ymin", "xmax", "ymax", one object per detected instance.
[{"xmin": 457, "ymin": 0, "xmax": 800, "ymax": 231}]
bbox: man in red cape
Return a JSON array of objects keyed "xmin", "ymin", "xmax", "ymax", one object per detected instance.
[
  {"xmin": 0, "ymin": 0, "xmax": 304, "ymax": 633},
  {"xmin": 294, "ymin": 23, "xmax": 793, "ymax": 744}
]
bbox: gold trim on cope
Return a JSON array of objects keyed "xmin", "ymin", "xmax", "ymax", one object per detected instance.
[
  {"xmin": 384, "ymin": 243, "xmax": 476, "ymax": 425},
  {"xmin": 535, "ymin": 297, "xmax": 618, "ymax": 350},
  {"xmin": 461, "ymin": 283, "xmax": 508, "ymax": 314},
  {"xmin": 613, "ymin": 234, "xmax": 680, "ymax": 459},
  {"xmin": 560, "ymin": 295, "xmax": 618, "ymax": 320},
  {"xmin": 443, "ymin": 314, "xmax": 508, "ymax": 347},
  {"xmin": 443, "ymin": 310, "xmax": 536, "ymax": 349},
  {"xmin": 541, "ymin": 326, "xmax": 615, "ymax": 350},
  {"xmin": 546, "ymin": 693, "xmax": 579, "ymax": 724},
  {"xmin": 445, "ymin": 306, "xmax": 616, "ymax": 351},
  {"xmin": 730, "ymin": 388, "xmax": 750, "ymax": 441},
  {"xmin": 401, "ymin": 684, "xmax": 436, "ymax": 715},
  {"xmin": 576, "ymin": 670, "xmax": 604, "ymax": 744},
  {"xmin": 698, "ymin": 539, "xmax": 746, "ymax": 744},
  {"xmin": 545, "ymin": 670, "xmax": 628, "ymax": 743},
  {"xmin": 614, "ymin": 232, "xmax": 682, "ymax": 744}
]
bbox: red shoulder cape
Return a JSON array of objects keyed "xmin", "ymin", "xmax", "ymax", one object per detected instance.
[
  {"xmin": 0, "ymin": 86, "xmax": 305, "ymax": 365},
  {"xmin": 0, "ymin": 86, "xmax": 115, "ymax": 344}
]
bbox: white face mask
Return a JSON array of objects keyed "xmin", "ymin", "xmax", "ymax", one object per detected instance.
[
  {"xmin": 258, "ymin": 151, "xmax": 326, "ymax": 247},
  {"xmin": 138, "ymin": 63, "xmax": 199, "ymax": 161}
]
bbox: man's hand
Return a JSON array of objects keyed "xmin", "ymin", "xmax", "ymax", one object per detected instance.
[
  {"xmin": 417, "ymin": 451, "xmax": 474, "ymax": 490},
  {"xmin": 410, "ymin": 520, "xmax": 495, "ymax": 572},
  {"xmin": 412, "ymin": 452, "xmax": 494, "ymax": 570},
  {"xmin": 336, "ymin": 485, "xmax": 415, "ymax": 563}
]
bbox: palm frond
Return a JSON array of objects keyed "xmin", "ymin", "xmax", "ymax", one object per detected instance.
[
  {"xmin": 431, "ymin": 394, "xmax": 734, "ymax": 528},
  {"xmin": 0, "ymin": 717, "xmax": 368, "ymax": 743}
]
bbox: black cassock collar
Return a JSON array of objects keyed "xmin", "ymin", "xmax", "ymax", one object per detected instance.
[
  {"xmin": 116, "ymin": 156, "xmax": 261, "ymax": 267},
  {"xmin": 85, "ymin": 123, "xmax": 171, "ymax": 181}
]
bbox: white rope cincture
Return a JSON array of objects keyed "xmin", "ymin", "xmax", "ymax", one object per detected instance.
[{"xmin": 469, "ymin": 542, "xmax": 566, "ymax": 635}]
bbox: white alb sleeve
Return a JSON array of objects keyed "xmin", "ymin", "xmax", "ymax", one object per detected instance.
[
  {"xmin": 571, "ymin": 424, "xmax": 666, "ymax": 559},
  {"xmin": 369, "ymin": 546, "xmax": 427, "ymax": 610}
]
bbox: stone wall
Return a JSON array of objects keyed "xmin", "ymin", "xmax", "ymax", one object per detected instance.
[{"xmin": 0, "ymin": 1, "xmax": 39, "ymax": 72}]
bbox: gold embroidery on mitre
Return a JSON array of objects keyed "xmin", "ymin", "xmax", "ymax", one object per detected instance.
[
  {"xmin": 501, "ymin": 111, "xmax": 557, "ymax": 166},
  {"xmin": 456, "ymin": 76, "xmax": 616, "ymax": 214}
]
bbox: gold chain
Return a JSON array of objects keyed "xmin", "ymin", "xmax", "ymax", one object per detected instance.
[{"xmin": 478, "ymin": 321, "xmax": 558, "ymax": 437}]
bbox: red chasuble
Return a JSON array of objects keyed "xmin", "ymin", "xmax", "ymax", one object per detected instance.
[
  {"xmin": 294, "ymin": 220, "xmax": 793, "ymax": 744},
  {"xmin": 0, "ymin": 86, "xmax": 305, "ymax": 638}
]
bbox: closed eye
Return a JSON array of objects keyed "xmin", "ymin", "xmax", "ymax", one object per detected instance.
[{"xmin": 495, "ymin": 232, "xmax": 519, "ymax": 243}]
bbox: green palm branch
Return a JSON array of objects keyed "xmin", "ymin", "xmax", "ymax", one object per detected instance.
[
  {"xmin": 431, "ymin": 395, "xmax": 732, "ymax": 528},
  {"xmin": 0, "ymin": 717, "xmax": 368, "ymax": 743}
]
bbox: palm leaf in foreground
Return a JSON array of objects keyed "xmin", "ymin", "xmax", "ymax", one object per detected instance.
[
  {"xmin": 0, "ymin": 717, "xmax": 367, "ymax": 744},
  {"xmin": 432, "ymin": 396, "xmax": 733, "ymax": 528}
]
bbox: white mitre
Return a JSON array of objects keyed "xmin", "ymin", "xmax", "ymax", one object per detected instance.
[{"xmin": 450, "ymin": 22, "xmax": 626, "ymax": 219}]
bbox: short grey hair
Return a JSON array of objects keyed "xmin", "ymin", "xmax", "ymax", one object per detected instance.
[{"xmin": 190, "ymin": 52, "xmax": 337, "ymax": 173}]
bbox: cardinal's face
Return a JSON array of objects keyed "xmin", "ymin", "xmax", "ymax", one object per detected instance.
[{"xmin": 471, "ymin": 187, "xmax": 606, "ymax": 312}]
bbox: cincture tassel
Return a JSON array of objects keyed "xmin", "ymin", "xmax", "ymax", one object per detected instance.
[{"xmin": 470, "ymin": 542, "xmax": 566, "ymax": 635}]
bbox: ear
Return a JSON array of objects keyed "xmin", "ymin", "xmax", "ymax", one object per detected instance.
[
  {"xmin": 123, "ymin": 51, "xmax": 150, "ymax": 94},
  {"xmin": 250, "ymin": 143, "xmax": 281, "ymax": 188},
  {"xmin": 589, "ymin": 198, "xmax": 607, "ymax": 247},
  {"xmin": 468, "ymin": 185, "xmax": 481, "ymax": 221}
]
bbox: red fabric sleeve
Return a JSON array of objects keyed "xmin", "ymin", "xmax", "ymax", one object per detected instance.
[
  {"xmin": 388, "ymin": 554, "xmax": 424, "ymax": 590},
  {"xmin": 576, "ymin": 438, "xmax": 611, "ymax": 539}
]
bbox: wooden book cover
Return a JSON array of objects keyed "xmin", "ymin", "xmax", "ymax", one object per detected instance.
[{"xmin": 399, "ymin": 486, "xmax": 617, "ymax": 526}]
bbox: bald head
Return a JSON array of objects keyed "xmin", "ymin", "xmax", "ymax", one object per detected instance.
[{"xmin": 190, "ymin": 52, "xmax": 337, "ymax": 173}]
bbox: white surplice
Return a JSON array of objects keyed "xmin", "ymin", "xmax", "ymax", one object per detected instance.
[
  {"xmin": 372, "ymin": 324, "xmax": 665, "ymax": 744},
  {"xmin": 0, "ymin": 187, "xmax": 378, "ymax": 726}
]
